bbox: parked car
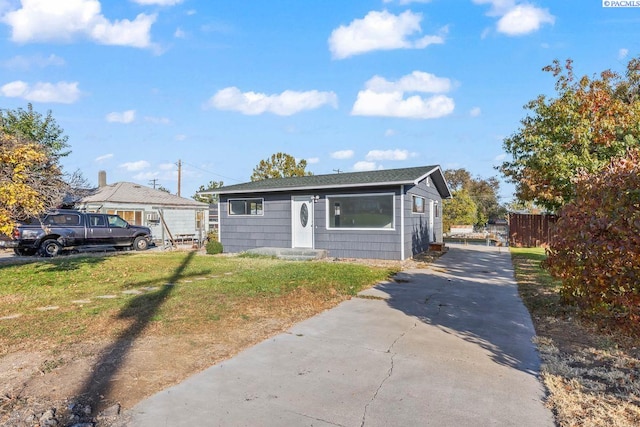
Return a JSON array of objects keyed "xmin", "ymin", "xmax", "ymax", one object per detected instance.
[{"xmin": 0, "ymin": 209, "xmax": 153, "ymax": 257}]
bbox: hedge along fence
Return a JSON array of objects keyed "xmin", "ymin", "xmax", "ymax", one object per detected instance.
[{"xmin": 544, "ymin": 149, "xmax": 640, "ymax": 330}]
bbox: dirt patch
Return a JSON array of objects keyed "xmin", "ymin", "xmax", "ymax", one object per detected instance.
[{"xmin": 0, "ymin": 269, "xmax": 387, "ymax": 426}]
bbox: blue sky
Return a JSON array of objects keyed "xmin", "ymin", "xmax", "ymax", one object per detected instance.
[{"xmin": 1, "ymin": 0, "xmax": 639, "ymax": 202}]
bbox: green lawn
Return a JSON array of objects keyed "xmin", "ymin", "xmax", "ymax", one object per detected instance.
[{"xmin": 0, "ymin": 252, "xmax": 397, "ymax": 351}]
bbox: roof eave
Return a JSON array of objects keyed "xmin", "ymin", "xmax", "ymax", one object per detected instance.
[{"xmin": 204, "ymin": 180, "xmax": 419, "ymax": 195}]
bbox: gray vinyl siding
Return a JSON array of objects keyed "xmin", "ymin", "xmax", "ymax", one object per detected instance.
[
  {"xmin": 219, "ymin": 194, "xmax": 291, "ymax": 253},
  {"xmin": 218, "ymin": 176, "xmax": 445, "ymax": 260},
  {"xmin": 314, "ymin": 188, "xmax": 402, "ymax": 260},
  {"xmin": 403, "ymin": 179, "xmax": 443, "ymax": 257}
]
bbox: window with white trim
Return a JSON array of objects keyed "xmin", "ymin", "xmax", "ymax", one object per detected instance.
[
  {"xmin": 412, "ymin": 196, "xmax": 425, "ymax": 214},
  {"xmin": 107, "ymin": 209, "xmax": 143, "ymax": 225},
  {"xmin": 327, "ymin": 193, "xmax": 394, "ymax": 229},
  {"xmin": 228, "ymin": 198, "xmax": 263, "ymax": 216}
]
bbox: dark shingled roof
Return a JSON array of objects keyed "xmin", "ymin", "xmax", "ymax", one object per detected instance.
[{"xmin": 204, "ymin": 165, "xmax": 452, "ymax": 198}]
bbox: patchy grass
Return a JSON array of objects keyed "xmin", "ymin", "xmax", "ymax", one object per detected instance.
[
  {"xmin": 0, "ymin": 251, "xmax": 399, "ymax": 425},
  {"xmin": 511, "ymin": 247, "xmax": 640, "ymax": 427},
  {"xmin": 0, "ymin": 252, "xmax": 397, "ymax": 353}
]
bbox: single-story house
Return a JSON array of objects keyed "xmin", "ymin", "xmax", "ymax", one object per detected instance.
[
  {"xmin": 202, "ymin": 165, "xmax": 452, "ymax": 260},
  {"xmin": 76, "ymin": 171, "xmax": 209, "ymax": 245}
]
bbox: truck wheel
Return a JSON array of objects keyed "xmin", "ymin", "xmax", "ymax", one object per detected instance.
[
  {"xmin": 14, "ymin": 248, "xmax": 36, "ymax": 256},
  {"xmin": 133, "ymin": 236, "xmax": 149, "ymax": 251},
  {"xmin": 40, "ymin": 239, "xmax": 62, "ymax": 257}
]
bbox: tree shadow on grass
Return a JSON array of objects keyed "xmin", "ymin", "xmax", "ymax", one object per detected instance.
[{"xmin": 74, "ymin": 250, "xmax": 197, "ymax": 413}]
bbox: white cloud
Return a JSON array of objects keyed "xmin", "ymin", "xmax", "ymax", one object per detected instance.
[
  {"xmin": 619, "ymin": 48, "xmax": 629, "ymax": 60},
  {"xmin": 2, "ymin": 53, "xmax": 65, "ymax": 70},
  {"xmin": 95, "ymin": 153, "xmax": 113, "ymax": 162},
  {"xmin": 174, "ymin": 27, "xmax": 186, "ymax": 38},
  {"xmin": 365, "ymin": 149, "xmax": 414, "ymax": 161},
  {"xmin": 307, "ymin": 157, "xmax": 320, "ymax": 164},
  {"xmin": 175, "ymin": 134, "xmax": 187, "ymax": 141},
  {"xmin": 132, "ymin": 0, "xmax": 183, "ymax": 5},
  {"xmin": 0, "ymin": 80, "xmax": 80, "ymax": 103},
  {"xmin": 473, "ymin": 1, "xmax": 554, "ymax": 36},
  {"xmin": 352, "ymin": 71, "xmax": 455, "ymax": 119},
  {"xmin": 365, "ymin": 71, "xmax": 452, "ymax": 93},
  {"xmin": 331, "ymin": 150, "xmax": 355, "ymax": 160},
  {"xmin": 385, "ymin": 129, "xmax": 396, "ymax": 137},
  {"xmin": 497, "ymin": 4, "xmax": 555, "ymax": 36},
  {"xmin": 106, "ymin": 110, "xmax": 136, "ymax": 123},
  {"xmin": 353, "ymin": 161, "xmax": 379, "ymax": 171},
  {"xmin": 328, "ymin": 10, "xmax": 446, "ymax": 59},
  {"xmin": 470, "ymin": 107, "xmax": 482, "ymax": 117},
  {"xmin": 206, "ymin": 87, "xmax": 338, "ymax": 116},
  {"xmin": 353, "ymin": 91, "xmax": 454, "ymax": 119},
  {"xmin": 2, "ymin": 0, "xmax": 156, "ymax": 48},
  {"xmin": 120, "ymin": 160, "xmax": 150, "ymax": 171}
]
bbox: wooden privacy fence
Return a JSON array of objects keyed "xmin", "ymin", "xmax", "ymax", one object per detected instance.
[{"xmin": 508, "ymin": 213, "xmax": 558, "ymax": 247}]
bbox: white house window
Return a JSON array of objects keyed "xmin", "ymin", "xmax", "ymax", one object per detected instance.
[
  {"xmin": 412, "ymin": 196, "xmax": 425, "ymax": 214},
  {"xmin": 195, "ymin": 211, "xmax": 205, "ymax": 229},
  {"xmin": 107, "ymin": 210, "xmax": 143, "ymax": 225},
  {"xmin": 327, "ymin": 193, "xmax": 394, "ymax": 229},
  {"xmin": 229, "ymin": 198, "xmax": 263, "ymax": 216}
]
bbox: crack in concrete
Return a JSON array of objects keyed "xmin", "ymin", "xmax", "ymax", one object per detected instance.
[
  {"xmin": 286, "ymin": 409, "xmax": 347, "ymax": 427},
  {"xmin": 360, "ymin": 322, "xmax": 417, "ymax": 427}
]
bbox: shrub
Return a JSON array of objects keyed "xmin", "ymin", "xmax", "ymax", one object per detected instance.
[
  {"xmin": 544, "ymin": 148, "xmax": 640, "ymax": 329},
  {"xmin": 205, "ymin": 239, "xmax": 223, "ymax": 255}
]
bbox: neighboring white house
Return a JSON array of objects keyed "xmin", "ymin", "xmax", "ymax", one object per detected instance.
[{"xmin": 76, "ymin": 171, "xmax": 209, "ymax": 245}]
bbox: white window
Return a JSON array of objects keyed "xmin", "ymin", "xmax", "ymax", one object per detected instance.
[
  {"xmin": 107, "ymin": 210, "xmax": 143, "ymax": 225},
  {"xmin": 327, "ymin": 193, "xmax": 394, "ymax": 230},
  {"xmin": 228, "ymin": 198, "xmax": 264, "ymax": 216},
  {"xmin": 412, "ymin": 196, "xmax": 426, "ymax": 214}
]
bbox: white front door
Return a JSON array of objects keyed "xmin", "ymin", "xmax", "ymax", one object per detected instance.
[
  {"xmin": 292, "ymin": 196, "xmax": 314, "ymax": 248},
  {"xmin": 429, "ymin": 200, "xmax": 435, "ymax": 242}
]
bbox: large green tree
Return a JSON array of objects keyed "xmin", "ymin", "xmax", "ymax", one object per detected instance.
[
  {"xmin": 251, "ymin": 152, "xmax": 312, "ymax": 181},
  {"xmin": 499, "ymin": 58, "xmax": 640, "ymax": 212},
  {"xmin": 0, "ymin": 103, "xmax": 70, "ymax": 158},
  {"xmin": 444, "ymin": 168, "xmax": 505, "ymax": 226},
  {"xmin": 442, "ymin": 189, "xmax": 477, "ymax": 232}
]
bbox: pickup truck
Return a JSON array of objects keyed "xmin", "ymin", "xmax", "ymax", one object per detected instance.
[{"xmin": 1, "ymin": 209, "xmax": 153, "ymax": 257}]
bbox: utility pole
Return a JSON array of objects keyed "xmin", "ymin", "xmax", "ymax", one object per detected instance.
[
  {"xmin": 148, "ymin": 178, "xmax": 159, "ymax": 189},
  {"xmin": 177, "ymin": 159, "xmax": 182, "ymax": 197}
]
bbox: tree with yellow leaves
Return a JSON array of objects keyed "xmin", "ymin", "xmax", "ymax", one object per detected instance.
[{"xmin": 0, "ymin": 131, "xmax": 67, "ymax": 236}]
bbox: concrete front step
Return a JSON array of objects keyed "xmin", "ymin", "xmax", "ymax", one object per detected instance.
[{"xmin": 245, "ymin": 247, "xmax": 328, "ymax": 261}]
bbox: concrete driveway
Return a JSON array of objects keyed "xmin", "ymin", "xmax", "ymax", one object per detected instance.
[{"xmin": 121, "ymin": 243, "xmax": 554, "ymax": 427}]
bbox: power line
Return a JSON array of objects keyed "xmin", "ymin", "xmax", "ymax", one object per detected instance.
[{"xmin": 180, "ymin": 160, "xmax": 244, "ymax": 183}]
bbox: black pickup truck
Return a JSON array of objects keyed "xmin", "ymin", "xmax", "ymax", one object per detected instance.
[{"xmin": 0, "ymin": 209, "xmax": 153, "ymax": 257}]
